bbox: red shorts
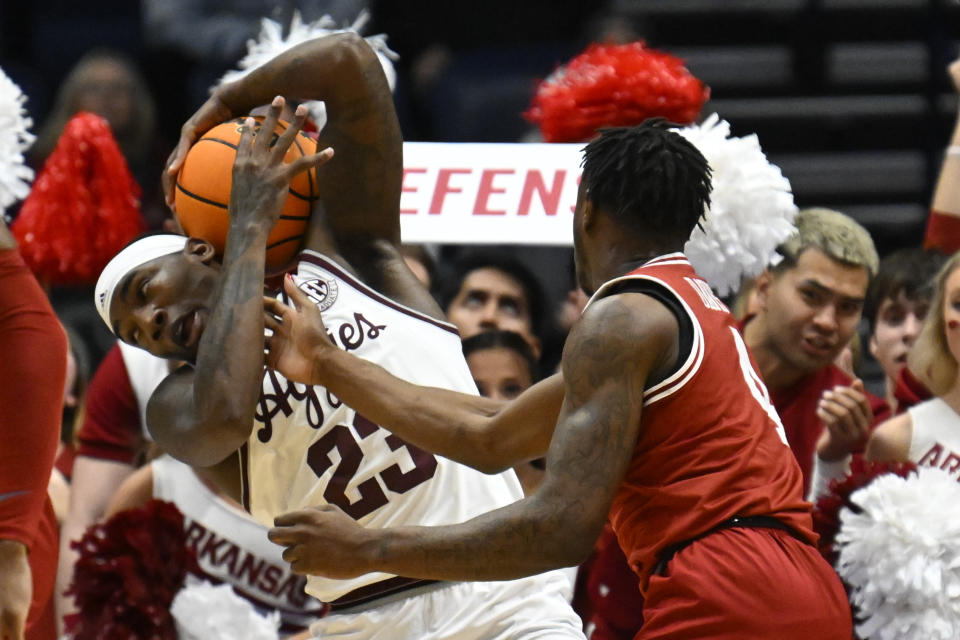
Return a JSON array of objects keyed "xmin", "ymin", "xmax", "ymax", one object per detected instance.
[{"xmin": 640, "ymin": 527, "xmax": 851, "ymax": 640}]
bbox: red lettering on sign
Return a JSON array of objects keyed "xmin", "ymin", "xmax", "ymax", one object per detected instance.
[
  {"xmin": 518, "ymin": 170, "xmax": 565, "ymax": 216},
  {"xmin": 429, "ymin": 168, "xmax": 471, "ymax": 214},
  {"xmin": 473, "ymin": 169, "xmax": 514, "ymax": 215},
  {"xmin": 400, "ymin": 168, "xmax": 426, "ymax": 214}
]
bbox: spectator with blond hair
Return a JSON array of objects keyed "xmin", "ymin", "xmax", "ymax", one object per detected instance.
[{"xmin": 740, "ymin": 207, "xmax": 888, "ymax": 495}]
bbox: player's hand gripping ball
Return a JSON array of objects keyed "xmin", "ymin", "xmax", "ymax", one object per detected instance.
[{"xmin": 173, "ymin": 117, "xmax": 319, "ymax": 271}]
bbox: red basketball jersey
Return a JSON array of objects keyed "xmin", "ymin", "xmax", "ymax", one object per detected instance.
[{"xmin": 596, "ymin": 254, "xmax": 816, "ymax": 593}]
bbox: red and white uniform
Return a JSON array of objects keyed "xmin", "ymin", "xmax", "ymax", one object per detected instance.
[
  {"xmin": 151, "ymin": 455, "xmax": 326, "ymax": 633},
  {"xmin": 589, "ymin": 253, "xmax": 851, "ymax": 640},
  {"xmin": 907, "ymin": 398, "xmax": 960, "ymax": 478},
  {"xmin": 0, "ymin": 249, "xmax": 67, "ymax": 639},
  {"xmin": 75, "ymin": 342, "xmax": 167, "ymax": 466}
]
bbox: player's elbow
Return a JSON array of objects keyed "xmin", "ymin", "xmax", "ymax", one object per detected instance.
[
  {"xmin": 566, "ymin": 535, "xmax": 599, "ymax": 566},
  {"xmin": 532, "ymin": 528, "xmax": 596, "ymax": 571},
  {"xmin": 331, "ymin": 31, "xmax": 376, "ymax": 70},
  {"xmin": 472, "ymin": 459, "xmax": 513, "ymax": 475},
  {"xmin": 161, "ymin": 432, "xmax": 239, "ymax": 468},
  {"xmin": 469, "ymin": 428, "xmax": 525, "ymax": 474},
  {"xmin": 147, "ymin": 410, "xmax": 248, "ymax": 468}
]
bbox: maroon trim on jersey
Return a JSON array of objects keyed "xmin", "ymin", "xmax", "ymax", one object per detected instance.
[
  {"xmin": 239, "ymin": 443, "xmax": 251, "ymax": 513},
  {"xmin": 593, "ymin": 269, "xmax": 704, "ymax": 406},
  {"xmin": 296, "ymin": 251, "xmax": 460, "ymax": 336},
  {"xmin": 328, "ymin": 576, "xmax": 439, "ymax": 611}
]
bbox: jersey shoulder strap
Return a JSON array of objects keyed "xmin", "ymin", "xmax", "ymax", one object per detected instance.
[{"xmin": 597, "ymin": 277, "xmax": 694, "ymax": 384}]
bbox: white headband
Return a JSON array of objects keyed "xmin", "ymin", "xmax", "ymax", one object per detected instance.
[{"xmin": 95, "ymin": 234, "xmax": 187, "ymax": 332}]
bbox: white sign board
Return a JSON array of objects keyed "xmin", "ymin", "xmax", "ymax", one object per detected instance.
[{"xmin": 399, "ymin": 142, "xmax": 583, "ymax": 246}]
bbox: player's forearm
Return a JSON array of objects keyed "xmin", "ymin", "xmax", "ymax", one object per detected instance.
[
  {"xmin": 361, "ymin": 495, "xmax": 594, "ymax": 581},
  {"xmin": 191, "ymin": 220, "xmax": 271, "ymax": 435},
  {"xmin": 316, "ymin": 346, "xmax": 522, "ymax": 472}
]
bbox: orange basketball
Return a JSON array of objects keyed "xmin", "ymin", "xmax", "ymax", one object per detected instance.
[{"xmin": 174, "ymin": 117, "xmax": 318, "ymax": 271}]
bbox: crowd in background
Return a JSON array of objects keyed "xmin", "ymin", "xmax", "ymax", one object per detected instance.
[{"xmin": 3, "ymin": 2, "xmax": 960, "ymax": 640}]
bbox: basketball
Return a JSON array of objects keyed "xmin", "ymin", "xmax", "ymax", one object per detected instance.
[{"xmin": 174, "ymin": 117, "xmax": 319, "ymax": 271}]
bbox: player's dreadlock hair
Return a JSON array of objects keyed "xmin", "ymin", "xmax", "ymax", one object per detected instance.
[{"xmin": 580, "ymin": 120, "xmax": 712, "ymax": 242}]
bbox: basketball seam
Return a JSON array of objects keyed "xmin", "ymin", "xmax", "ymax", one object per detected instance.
[
  {"xmin": 200, "ymin": 137, "xmax": 239, "ymax": 150},
  {"xmin": 291, "ymin": 135, "xmax": 317, "ymax": 200},
  {"xmin": 191, "ymin": 136, "xmax": 318, "ymax": 202},
  {"xmin": 176, "ymin": 181, "xmax": 227, "ymax": 209},
  {"xmin": 266, "ymin": 235, "xmax": 302, "ymax": 250}
]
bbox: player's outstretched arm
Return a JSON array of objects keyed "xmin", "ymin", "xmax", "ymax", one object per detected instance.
[
  {"xmin": 264, "ymin": 276, "xmax": 560, "ymax": 471},
  {"xmin": 268, "ymin": 293, "xmax": 676, "ymax": 581},
  {"xmin": 149, "ymin": 100, "xmax": 334, "ymax": 467},
  {"xmin": 165, "ymin": 33, "xmax": 399, "ymax": 246}
]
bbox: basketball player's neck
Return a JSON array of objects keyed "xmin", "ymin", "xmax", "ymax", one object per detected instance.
[
  {"xmin": 601, "ymin": 234, "xmax": 684, "ymax": 285},
  {"xmin": 585, "ymin": 206, "xmax": 685, "ymax": 287}
]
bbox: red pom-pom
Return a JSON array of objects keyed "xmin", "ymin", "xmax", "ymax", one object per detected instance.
[
  {"xmin": 812, "ymin": 456, "xmax": 918, "ymax": 567},
  {"xmin": 64, "ymin": 499, "xmax": 199, "ymax": 640},
  {"xmin": 11, "ymin": 112, "xmax": 144, "ymax": 285},
  {"xmin": 524, "ymin": 42, "xmax": 710, "ymax": 143}
]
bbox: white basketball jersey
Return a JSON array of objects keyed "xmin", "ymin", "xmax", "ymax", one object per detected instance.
[
  {"xmin": 151, "ymin": 455, "xmax": 326, "ymax": 631},
  {"xmin": 118, "ymin": 340, "xmax": 170, "ymax": 440},
  {"xmin": 907, "ymin": 397, "xmax": 960, "ymax": 479},
  {"xmin": 243, "ymin": 251, "xmax": 524, "ymax": 603}
]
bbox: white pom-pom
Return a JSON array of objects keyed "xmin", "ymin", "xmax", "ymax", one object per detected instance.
[
  {"xmin": 0, "ymin": 66, "xmax": 34, "ymax": 213},
  {"xmin": 214, "ymin": 10, "xmax": 399, "ymax": 131},
  {"xmin": 676, "ymin": 114, "xmax": 797, "ymax": 297},
  {"xmin": 835, "ymin": 466, "xmax": 960, "ymax": 640},
  {"xmin": 171, "ymin": 577, "xmax": 281, "ymax": 640}
]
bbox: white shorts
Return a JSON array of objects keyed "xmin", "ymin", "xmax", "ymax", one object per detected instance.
[{"xmin": 310, "ymin": 570, "xmax": 585, "ymax": 639}]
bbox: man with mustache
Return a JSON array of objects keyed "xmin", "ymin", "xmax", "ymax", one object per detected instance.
[{"xmin": 740, "ymin": 207, "xmax": 886, "ymax": 496}]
